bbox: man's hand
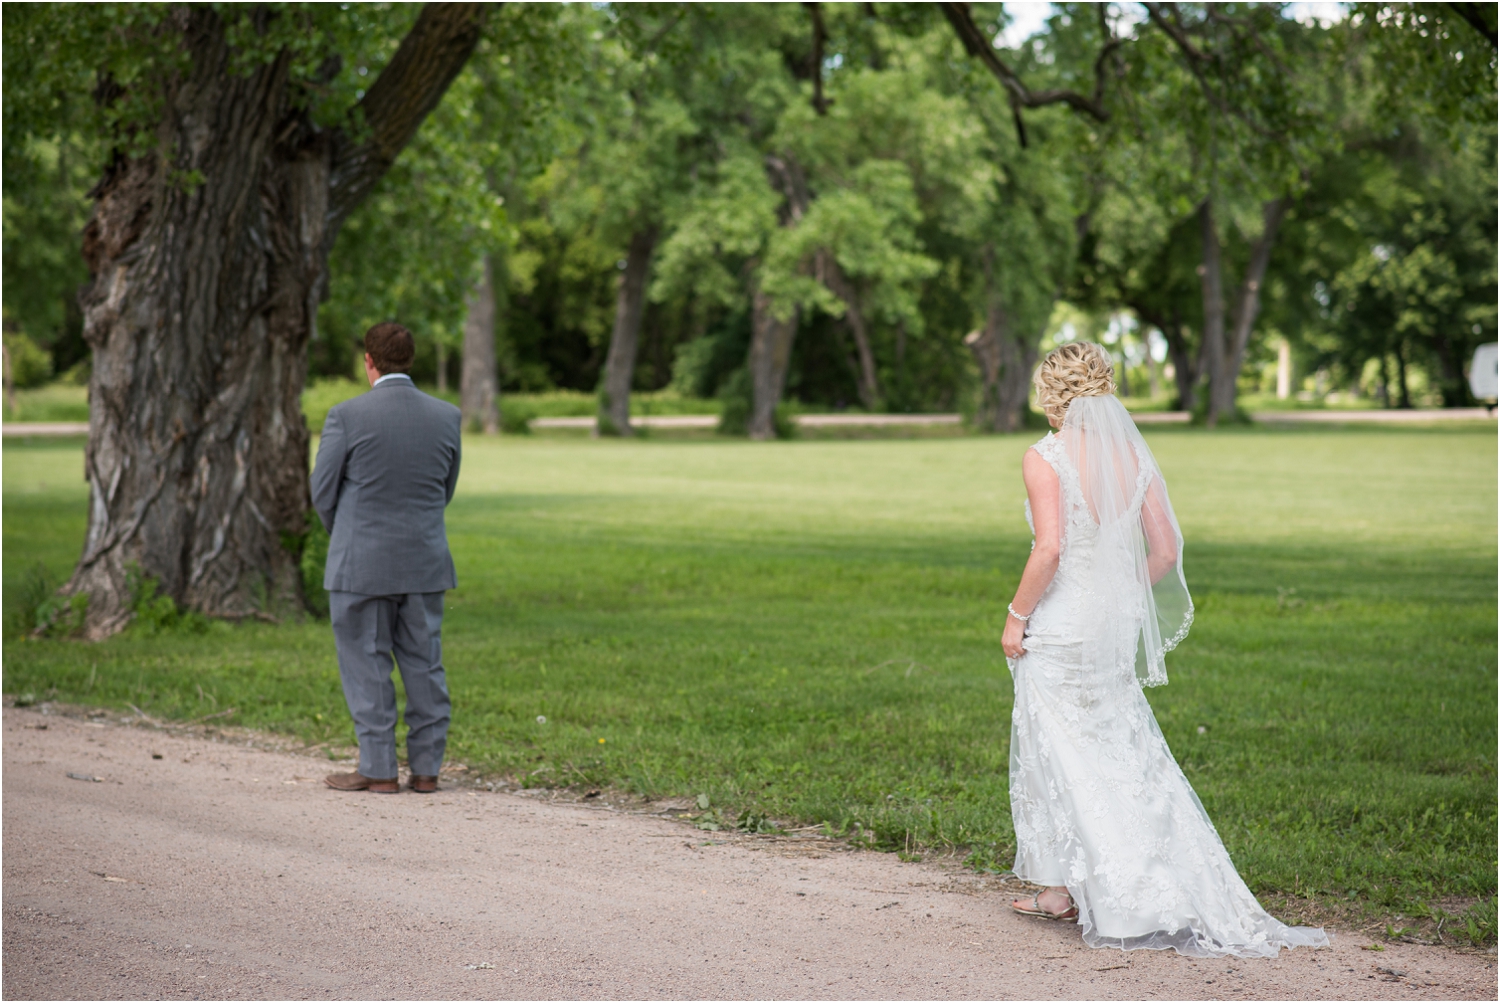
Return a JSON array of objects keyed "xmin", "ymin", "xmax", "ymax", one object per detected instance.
[{"xmin": 1002, "ymin": 614, "xmax": 1027, "ymax": 659}]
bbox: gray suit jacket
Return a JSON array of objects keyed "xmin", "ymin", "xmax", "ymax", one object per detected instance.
[{"xmin": 311, "ymin": 377, "xmax": 462, "ymax": 595}]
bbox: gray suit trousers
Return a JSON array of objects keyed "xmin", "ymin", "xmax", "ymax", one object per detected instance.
[{"xmin": 330, "ymin": 591, "xmax": 451, "ymax": 779}]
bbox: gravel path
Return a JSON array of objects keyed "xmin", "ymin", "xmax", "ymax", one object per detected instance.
[{"xmin": 4, "ymin": 705, "xmax": 1494, "ymax": 1000}]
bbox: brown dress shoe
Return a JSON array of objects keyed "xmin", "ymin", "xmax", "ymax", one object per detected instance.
[
  {"xmin": 324, "ymin": 772, "xmax": 399, "ymax": 794},
  {"xmin": 408, "ymin": 775, "xmax": 439, "ymax": 794}
]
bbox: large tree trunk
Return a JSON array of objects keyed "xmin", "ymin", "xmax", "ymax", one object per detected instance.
[
  {"xmin": 965, "ymin": 323, "xmax": 1001, "ymax": 429},
  {"xmin": 59, "ymin": 4, "xmax": 484, "ymax": 639},
  {"xmin": 965, "ymin": 300, "xmax": 1037, "ymax": 433},
  {"xmin": 747, "ymin": 288, "xmax": 799, "ymax": 440},
  {"xmin": 1196, "ymin": 198, "xmax": 1228, "ymax": 427},
  {"xmin": 746, "ymin": 153, "xmax": 816, "ymax": 433},
  {"xmin": 460, "ymin": 254, "xmax": 500, "ymax": 434},
  {"xmin": 597, "ymin": 228, "xmax": 658, "ymax": 437},
  {"xmin": 967, "ymin": 244, "xmax": 1039, "ymax": 432},
  {"xmin": 1217, "ymin": 197, "xmax": 1287, "ymax": 418}
]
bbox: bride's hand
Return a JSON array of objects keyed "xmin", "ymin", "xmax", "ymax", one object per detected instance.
[{"xmin": 1002, "ymin": 615, "xmax": 1027, "ymax": 659}]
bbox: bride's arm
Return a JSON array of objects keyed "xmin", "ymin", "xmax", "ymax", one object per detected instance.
[
  {"xmin": 1002, "ymin": 449, "xmax": 1062, "ymax": 659},
  {"xmin": 1141, "ymin": 478, "xmax": 1178, "ymax": 584}
]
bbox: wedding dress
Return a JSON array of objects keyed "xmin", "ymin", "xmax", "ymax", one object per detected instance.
[{"xmin": 1007, "ymin": 394, "xmax": 1328, "ymax": 958}]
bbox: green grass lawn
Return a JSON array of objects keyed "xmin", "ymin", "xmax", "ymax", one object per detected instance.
[{"xmin": 3, "ymin": 426, "xmax": 1495, "ymax": 938}]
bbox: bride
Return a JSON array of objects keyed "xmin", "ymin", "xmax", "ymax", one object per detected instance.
[{"xmin": 1000, "ymin": 342, "xmax": 1328, "ymax": 958}]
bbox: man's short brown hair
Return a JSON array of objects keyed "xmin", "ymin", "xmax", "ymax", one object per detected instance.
[{"xmin": 364, "ymin": 322, "xmax": 415, "ymax": 375}]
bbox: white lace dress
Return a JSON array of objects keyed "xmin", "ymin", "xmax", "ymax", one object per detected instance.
[{"xmin": 1008, "ymin": 432, "xmax": 1329, "ymax": 958}]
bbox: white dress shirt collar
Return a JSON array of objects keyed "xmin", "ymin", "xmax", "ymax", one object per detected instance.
[{"xmin": 373, "ymin": 372, "xmax": 414, "ymax": 388}]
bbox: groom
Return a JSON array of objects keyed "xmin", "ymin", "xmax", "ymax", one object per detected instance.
[{"xmin": 312, "ymin": 321, "xmax": 463, "ymax": 794}]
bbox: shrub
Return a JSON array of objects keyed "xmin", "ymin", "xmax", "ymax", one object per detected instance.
[
  {"xmin": 7, "ymin": 563, "xmax": 56, "ymax": 637},
  {"xmin": 298, "ymin": 513, "xmax": 331, "ymax": 619},
  {"xmin": 499, "ymin": 399, "xmax": 534, "ymax": 434},
  {"xmin": 125, "ymin": 564, "xmax": 209, "ymax": 636},
  {"xmin": 4, "ymin": 333, "xmax": 54, "ymax": 388}
]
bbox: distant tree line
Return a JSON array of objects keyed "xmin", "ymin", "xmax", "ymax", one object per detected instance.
[{"xmin": 2, "ymin": 2, "xmax": 1494, "ymax": 633}]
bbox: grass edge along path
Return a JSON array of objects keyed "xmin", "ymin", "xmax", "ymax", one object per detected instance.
[{"xmin": 3, "ymin": 428, "xmax": 1495, "ymax": 947}]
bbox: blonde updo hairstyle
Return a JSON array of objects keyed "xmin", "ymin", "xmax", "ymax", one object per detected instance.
[{"xmin": 1034, "ymin": 342, "xmax": 1116, "ymax": 425}]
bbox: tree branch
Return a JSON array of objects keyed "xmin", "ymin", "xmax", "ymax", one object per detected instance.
[
  {"xmin": 1141, "ymin": 2, "xmax": 1282, "ymax": 141},
  {"xmin": 940, "ymin": 1, "xmax": 1116, "ymax": 135},
  {"xmin": 328, "ymin": 3, "xmax": 488, "ymax": 230},
  {"xmin": 803, "ymin": 2, "xmax": 832, "ymax": 116},
  {"xmin": 1448, "ymin": 2, "xmax": 1498, "ymax": 47}
]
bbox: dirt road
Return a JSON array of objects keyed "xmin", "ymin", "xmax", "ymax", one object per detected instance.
[{"xmin": 3, "ymin": 705, "xmax": 1493, "ymax": 1000}]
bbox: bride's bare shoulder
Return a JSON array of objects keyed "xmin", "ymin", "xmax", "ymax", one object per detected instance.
[{"xmin": 1022, "ymin": 442, "xmax": 1059, "ymax": 483}]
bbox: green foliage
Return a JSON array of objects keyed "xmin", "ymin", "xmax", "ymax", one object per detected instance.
[
  {"xmin": 1451, "ymin": 897, "xmax": 1497, "ymax": 949},
  {"xmin": 1, "ymin": 131, "xmax": 92, "ymax": 375},
  {"xmin": 314, "ymin": 4, "xmax": 589, "ymax": 382},
  {"xmin": 499, "ymin": 399, "xmax": 535, "ymax": 435},
  {"xmin": 4, "ymin": 333, "xmax": 54, "ymax": 389},
  {"xmin": 4, "ymin": 428, "xmax": 1494, "ymax": 930},
  {"xmin": 32, "ymin": 590, "xmax": 88, "ymax": 640},
  {"xmin": 2, "ymin": 4, "xmax": 422, "ymax": 165},
  {"xmin": 297, "ymin": 514, "xmax": 331, "ymax": 621},
  {"xmin": 1346, "ymin": 3, "xmax": 1498, "ymax": 141},
  {"xmin": 5, "ymin": 562, "xmax": 58, "ymax": 638},
  {"xmin": 124, "ymin": 564, "xmax": 209, "ymax": 638},
  {"xmin": 9, "ymin": 2, "xmax": 1491, "ymax": 417}
]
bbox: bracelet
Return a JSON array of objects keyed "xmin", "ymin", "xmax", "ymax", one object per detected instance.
[{"xmin": 1007, "ymin": 603, "xmax": 1031, "ymax": 623}]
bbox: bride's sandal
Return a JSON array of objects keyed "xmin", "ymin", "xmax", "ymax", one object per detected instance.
[{"xmin": 1011, "ymin": 891, "xmax": 1079, "ymax": 921}]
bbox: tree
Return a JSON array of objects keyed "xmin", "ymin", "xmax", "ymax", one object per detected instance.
[
  {"xmin": 314, "ymin": 5, "xmax": 581, "ymax": 427},
  {"xmin": 460, "ymin": 255, "xmax": 501, "ymax": 432},
  {"xmin": 6, "ymin": 4, "xmax": 486, "ymax": 637}
]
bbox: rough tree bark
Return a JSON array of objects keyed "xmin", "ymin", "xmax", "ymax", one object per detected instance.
[
  {"xmin": 597, "ymin": 227, "xmax": 658, "ymax": 437},
  {"xmin": 61, "ymin": 4, "xmax": 485, "ymax": 638},
  {"xmin": 460, "ymin": 253, "xmax": 500, "ymax": 434}
]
